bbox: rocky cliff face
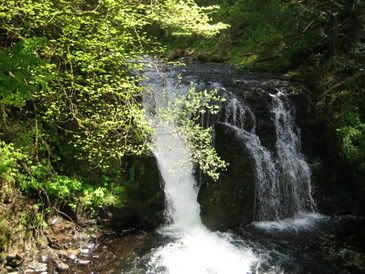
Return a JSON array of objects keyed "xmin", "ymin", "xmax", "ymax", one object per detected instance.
[
  {"xmin": 176, "ymin": 63, "xmax": 320, "ymax": 230},
  {"xmin": 112, "ymin": 62, "xmax": 364, "ymax": 232},
  {"xmin": 188, "ymin": 63, "xmax": 364, "ymax": 230}
]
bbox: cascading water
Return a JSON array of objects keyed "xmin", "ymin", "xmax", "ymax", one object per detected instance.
[
  {"xmin": 142, "ymin": 63, "xmax": 258, "ymax": 274},
  {"xmin": 222, "ymin": 97, "xmax": 281, "ymax": 221},
  {"xmin": 135, "ymin": 61, "xmax": 320, "ymax": 274},
  {"xmin": 142, "ymin": 65, "xmax": 201, "ymax": 230},
  {"xmin": 221, "ymin": 89, "xmax": 316, "ymax": 221},
  {"xmin": 271, "ymin": 90, "xmax": 316, "ymax": 215}
]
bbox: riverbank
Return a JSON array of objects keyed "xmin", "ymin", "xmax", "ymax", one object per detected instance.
[{"xmin": 0, "ymin": 196, "xmax": 99, "ymax": 273}]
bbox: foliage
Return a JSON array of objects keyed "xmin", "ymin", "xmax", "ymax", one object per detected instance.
[
  {"xmin": 1, "ymin": 0, "xmax": 155, "ymax": 167},
  {"xmin": 0, "ymin": 40, "xmax": 46, "ymax": 107},
  {"xmin": 150, "ymin": 0, "xmax": 229, "ymax": 37},
  {"xmin": 186, "ymin": 0, "xmax": 365, "ymax": 179},
  {"xmin": 158, "ymin": 86, "xmax": 227, "ymax": 180},
  {"xmin": 0, "ymin": 0, "xmax": 228, "ymax": 222},
  {"xmin": 0, "ymin": 0, "xmax": 228, "ymax": 167},
  {"xmin": 81, "ymin": 180, "xmax": 124, "ymax": 210},
  {"xmin": 0, "ymin": 140, "xmax": 124, "ymax": 213},
  {"xmin": 165, "ymin": 0, "xmax": 321, "ymax": 70},
  {"xmin": 318, "ymin": 53, "xmax": 365, "ymax": 167},
  {"xmin": 19, "ymin": 205, "xmax": 48, "ymax": 232},
  {"xmin": 18, "ymin": 160, "xmax": 125, "ymax": 211},
  {"xmin": 0, "ymin": 141, "xmax": 25, "ymax": 184}
]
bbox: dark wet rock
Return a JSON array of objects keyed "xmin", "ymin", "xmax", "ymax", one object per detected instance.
[
  {"xmin": 55, "ymin": 61, "xmax": 364, "ymax": 273},
  {"xmin": 174, "ymin": 61, "xmax": 365, "ymax": 228},
  {"xmin": 199, "ymin": 123, "xmax": 256, "ymax": 230},
  {"xmin": 66, "ymin": 232, "xmax": 148, "ymax": 273},
  {"xmin": 182, "ymin": 63, "xmax": 309, "ymax": 230},
  {"xmin": 236, "ymin": 215, "xmax": 365, "ymax": 273},
  {"xmin": 110, "ymin": 155, "xmax": 165, "ymax": 231},
  {"xmin": 313, "ymin": 216, "xmax": 365, "ymax": 273},
  {"xmin": 242, "ymin": 88, "xmax": 277, "ymax": 151},
  {"xmin": 64, "ymin": 215, "xmax": 365, "ymax": 273}
]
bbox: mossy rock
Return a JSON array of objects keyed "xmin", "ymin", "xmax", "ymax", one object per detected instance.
[
  {"xmin": 198, "ymin": 123, "xmax": 256, "ymax": 230},
  {"xmin": 110, "ymin": 155, "xmax": 165, "ymax": 231}
]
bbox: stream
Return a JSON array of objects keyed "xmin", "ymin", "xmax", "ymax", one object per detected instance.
[{"xmin": 68, "ymin": 61, "xmax": 365, "ymax": 274}]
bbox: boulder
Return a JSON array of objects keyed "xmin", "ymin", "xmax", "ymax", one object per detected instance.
[
  {"xmin": 110, "ymin": 155, "xmax": 165, "ymax": 231},
  {"xmin": 198, "ymin": 123, "xmax": 256, "ymax": 230}
]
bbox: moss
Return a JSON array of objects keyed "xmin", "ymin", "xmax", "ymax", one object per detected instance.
[{"xmin": 125, "ymin": 156, "xmax": 164, "ymax": 209}]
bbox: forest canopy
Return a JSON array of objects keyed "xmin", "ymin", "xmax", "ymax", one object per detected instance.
[{"xmin": 0, "ymin": 0, "xmax": 228, "ymax": 213}]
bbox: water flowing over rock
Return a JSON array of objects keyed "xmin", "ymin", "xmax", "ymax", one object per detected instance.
[
  {"xmin": 228, "ymin": 124, "xmax": 281, "ymax": 221},
  {"xmin": 141, "ymin": 62, "xmax": 259, "ymax": 274},
  {"xmin": 63, "ymin": 61, "xmax": 365, "ymax": 274},
  {"xmin": 270, "ymin": 91, "xmax": 316, "ymax": 216},
  {"xmin": 81, "ymin": 61, "xmax": 364, "ymax": 274},
  {"xmin": 216, "ymin": 90, "xmax": 316, "ymax": 222},
  {"xmin": 175, "ymin": 63, "xmax": 317, "ymax": 228}
]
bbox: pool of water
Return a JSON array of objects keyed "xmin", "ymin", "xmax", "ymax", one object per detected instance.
[{"xmin": 68, "ymin": 214, "xmax": 365, "ymax": 273}]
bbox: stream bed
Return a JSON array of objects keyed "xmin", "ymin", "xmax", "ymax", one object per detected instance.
[{"xmin": 68, "ymin": 214, "xmax": 364, "ymax": 273}]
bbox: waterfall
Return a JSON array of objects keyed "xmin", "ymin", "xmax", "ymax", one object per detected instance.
[
  {"xmin": 153, "ymin": 125, "xmax": 202, "ymax": 230},
  {"xmin": 112, "ymin": 62, "xmax": 336, "ymax": 274},
  {"xmin": 142, "ymin": 63, "xmax": 258, "ymax": 274},
  {"xmin": 271, "ymin": 90, "xmax": 316, "ymax": 214},
  {"xmin": 224, "ymin": 97, "xmax": 256, "ymax": 132},
  {"xmin": 231, "ymin": 126, "xmax": 281, "ymax": 221},
  {"xmin": 143, "ymin": 65, "xmax": 201, "ymax": 231},
  {"xmin": 222, "ymin": 90, "xmax": 316, "ymax": 221},
  {"xmin": 222, "ymin": 97, "xmax": 281, "ymax": 221}
]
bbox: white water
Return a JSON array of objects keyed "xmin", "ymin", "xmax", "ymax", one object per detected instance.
[
  {"xmin": 222, "ymin": 90, "xmax": 316, "ymax": 221},
  {"xmin": 224, "ymin": 97, "xmax": 256, "ymax": 132},
  {"xmin": 223, "ymin": 96, "xmax": 281, "ymax": 221},
  {"xmin": 153, "ymin": 124, "xmax": 202, "ymax": 231},
  {"xmin": 271, "ymin": 91, "xmax": 316, "ymax": 214},
  {"xmin": 227, "ymin": 124, "xmax": 281, "ymax": 221},
  {"xmin": 143, "ymin": 64, "xmax": 258, "ymax": 274},
  {"xmin": 252, "ymin": 212, "xmax": 328, "ymax": 232},
  {"xmin": 147, "ymin": 227, "xmax": 257, "ymax": 274}
]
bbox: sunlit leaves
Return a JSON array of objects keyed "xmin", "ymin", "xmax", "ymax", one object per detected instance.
[
  {"xmin": 158, "ymin": 86, "xmax": 227, "ymax": 180},
  {"xmin": 0, "ymin": 0, "xmax": 228, "ymax": 173},
  {"xmin": 0, "ymin": 141, "xmax": 25, "ymax": 183},
  {"xmin": 336, "ymin": 111, "xmax": 365, "ymax": 164},
  {"xmin": 148, "ymin": 0, "xmax": 229, "ymax": 37},
  {"xmin": 0, "ymin": 39, "xmax": 46, "ymax": 107}
]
